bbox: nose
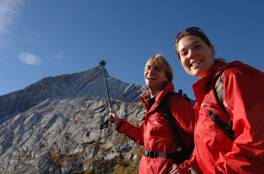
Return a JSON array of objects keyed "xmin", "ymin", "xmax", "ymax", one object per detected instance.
[
  {"xmin": 145, "ymin": 67, "xmax": 155, "ymax": 78},
  {"xmin": 187, "ymin": 48, "xmax": 196, "ymax": 60},
  {"xmin": 149, "ymin": 66, "xmax": 155, "ymax": 72},
  {"xmin": 147, "ymin": 66, "xmax": 155, "ymax": 74}
]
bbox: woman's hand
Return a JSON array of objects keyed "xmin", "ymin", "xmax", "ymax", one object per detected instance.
[
  {"xmin": 108, "ymin": 112, "xmax": 117, "ymax": 123},
  {"xmin": 108, "ymin": 112, "xmax": 122, "ymax": 129},
  {"xmin": 168, "ymin": 164, "xmax": 182, "ymax": 174}
]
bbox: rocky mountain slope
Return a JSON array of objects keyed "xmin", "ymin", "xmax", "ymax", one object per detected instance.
[{"xmin": 0, "ymin": 65, "xmax": 146, "ymax": 174}]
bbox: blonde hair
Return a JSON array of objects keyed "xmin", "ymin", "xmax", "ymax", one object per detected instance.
[{"xmin": 146, "ymin": 54, "xmax": 173, "ymax": 81}]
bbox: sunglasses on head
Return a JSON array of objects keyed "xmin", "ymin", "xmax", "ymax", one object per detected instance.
[
  {"xmin": 182, "ymin": 27, "xmax": 203, "ymax": 32},
  {"xmin": 174, "ymin": 27, "xmax": 205, "ymax": 44}
]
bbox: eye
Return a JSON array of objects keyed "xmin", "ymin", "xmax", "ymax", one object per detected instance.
[
  {"xmin": 179, "ymin": 50, "xmax": 188, "ymax": 57},
  {"xmin": 154, "ymin": 66, "xmax": 162, "ymax": 72},
  {"xmin": 193, "ymin": 43, "xmax": 202, "ymax": 50},
  {"xmin": 145, "ymin": 65, "xmax": 151, "ymax": 71}
]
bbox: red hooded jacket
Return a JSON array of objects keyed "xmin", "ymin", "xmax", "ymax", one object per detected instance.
[
  {"xmin": 116, "ymin": 81, "xmax": 195, "ymax": 174},
  {"xmin": 180, "ymin": 60, "xmax": 264, "ymax": 174}
]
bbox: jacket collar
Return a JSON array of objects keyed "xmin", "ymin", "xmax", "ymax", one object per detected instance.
[
  {"xmin": 140, "ymin": 81, "xmax": 175, "ymax": 114},
  {"xmin": 192, "ymin": 60, "xmax": 226, "ymax": 106}
]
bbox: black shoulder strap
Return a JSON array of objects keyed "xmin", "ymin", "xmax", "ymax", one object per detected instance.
[
  {"xmin": 211, "ymin": 71, "xmax": 235, "ymax": 140},
  {"xmin": 160, "ymin": 92, "xmax": 184, "ymax": 152},
  {"xmin": 178, "ymin": 89, "xmax": 193, "ymax": 103},
  {"xmin": 159, "ymin": 91, "xmax": 193, "ymax": 164}
]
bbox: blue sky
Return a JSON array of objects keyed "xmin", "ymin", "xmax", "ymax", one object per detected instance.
[{"xmin": 0, "ymin": 0, "xmax": 263, "ymax": 98}]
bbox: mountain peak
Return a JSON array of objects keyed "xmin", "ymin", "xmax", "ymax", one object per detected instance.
[
  {"xmin": 0, "ymin": 66, "xmax": 144, "ymax": 122},
  {"xmin": 0, "ymin": 65, "xmax": 146, "ymax": 173}
]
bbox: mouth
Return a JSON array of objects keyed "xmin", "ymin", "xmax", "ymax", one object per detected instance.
[
  {"xmin": 190, "ymin": 60, "xmax": 202, "ymax": 68},
  {"xmin": 145, "ymin": 76, "xmax": 156, "ymax": 81},
  {"xmin": 146, "ymin": 77, "xmax": 155, "ymax": 80}
]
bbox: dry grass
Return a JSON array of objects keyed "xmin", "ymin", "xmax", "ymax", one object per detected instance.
[
  {"xmin": 81, "ymin": 153, "xmax": 140, "ymax": 174},
  {"xmin": 48, "ymin": 147, "xmax": 79, "ymax": 168}
]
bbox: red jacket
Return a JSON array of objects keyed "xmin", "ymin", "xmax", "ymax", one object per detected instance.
[
  {"xmin": 180, "ymin": 60, "xmax": 264, "ymax": 174},
  {"xmin": 117, "ymin": 81, "xmax": 195, "ymax": 174}
]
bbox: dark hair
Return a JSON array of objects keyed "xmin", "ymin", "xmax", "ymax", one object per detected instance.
[{"xmin": 174, "ymin": 27, "xmax": 214, "ymax": 57}]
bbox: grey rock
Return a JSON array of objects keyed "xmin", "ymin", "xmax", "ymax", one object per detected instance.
[{"xmin": 0, "ymin": 66, "xmax": 145, "ymax": 173}]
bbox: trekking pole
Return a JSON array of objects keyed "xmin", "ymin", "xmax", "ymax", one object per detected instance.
[{"xmin": 99, "ymin": 60, "xmax": 112, "ymax": 129}]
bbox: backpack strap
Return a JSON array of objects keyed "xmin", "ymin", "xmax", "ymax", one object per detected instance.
[
  {"xmin": 210, "ymin": 70, "xmax": 235, "ymax": 140},
  {"xmin": 159, "ymin": 91, "xmax": 193, "ymax": 164},
  {"xmin": 160, "ymin": 92, "xmax": 184, "ymax": 152}
]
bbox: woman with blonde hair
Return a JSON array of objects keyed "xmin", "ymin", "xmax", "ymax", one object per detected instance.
[{"xmin": 108, "ymin": 54, "xmax": 195, "ymax": 174}]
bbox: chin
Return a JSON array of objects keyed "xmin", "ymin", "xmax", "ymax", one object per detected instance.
[
  {"xmin": 145, "ymin": 82, "xmax": 153, "ymax": 88},
  {"xmin": 186, "ymin": 69, "xmax": 199, "ymax": 77}
]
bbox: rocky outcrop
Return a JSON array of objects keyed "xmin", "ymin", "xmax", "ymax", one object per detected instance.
[{"xmin": 0, "ymin": 66, "xmax": 146, "ymax": 173}]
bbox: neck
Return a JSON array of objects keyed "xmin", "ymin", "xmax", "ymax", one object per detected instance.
[
  {"xmin": 147, "ymin": 81, "xmax": 168, "ymax": 97},
  {"xmin": 149, "ymin": 90, "xmax": 159, "ymax": 98},
  {"xmin": 198, "ymin": 58, "xmax": 216, "ymax": 79}
]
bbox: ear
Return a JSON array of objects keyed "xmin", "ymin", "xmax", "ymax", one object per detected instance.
[
  {"xmin": 210, "ymin": 46, "xmax": 215, "ymax": 56},
  {"xmin": 164, "ymin": 76, "xmax": 169, "ymax": 83}
]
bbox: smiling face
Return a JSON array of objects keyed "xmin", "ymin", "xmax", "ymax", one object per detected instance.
[
  {"xmin": 176, "ymin": 35, "xmax": 215, "ymax": 79},
  {"xmin": 144, "ymin": 58, "xmax": 168, "ymax": 96}
]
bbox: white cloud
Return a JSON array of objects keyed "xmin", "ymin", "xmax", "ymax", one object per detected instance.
[
  {"xmin": 0, "ymin": 0, "xmax": 23, "ymax": 34},
  {"xmin": 19, "ymin": 52, "xmax": 42, "ymax": 66}
]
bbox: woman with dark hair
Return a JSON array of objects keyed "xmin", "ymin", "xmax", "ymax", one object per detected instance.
[
  {"xmin": 170, "ymin": 27, "xmax": 264, "ymax": 174},
  {"xmin": 108, "ymin": 54, "xmax": 195, "ymax": 174}
]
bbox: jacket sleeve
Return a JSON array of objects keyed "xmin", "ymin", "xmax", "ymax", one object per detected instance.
[
  {"xmin": 176, "ymin": 101, "xmax": 201, "ymax": 174},
  {"xmin": 215, "ymin": 67, "xmax": 264, "ymax": 173},
  {"xmin": 170, "ymin": 95, "xmax": 198, "ymax": 173},
  {"xmin": 116, "ymin": 118, "xmax": 144, "ymax": 145}
]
